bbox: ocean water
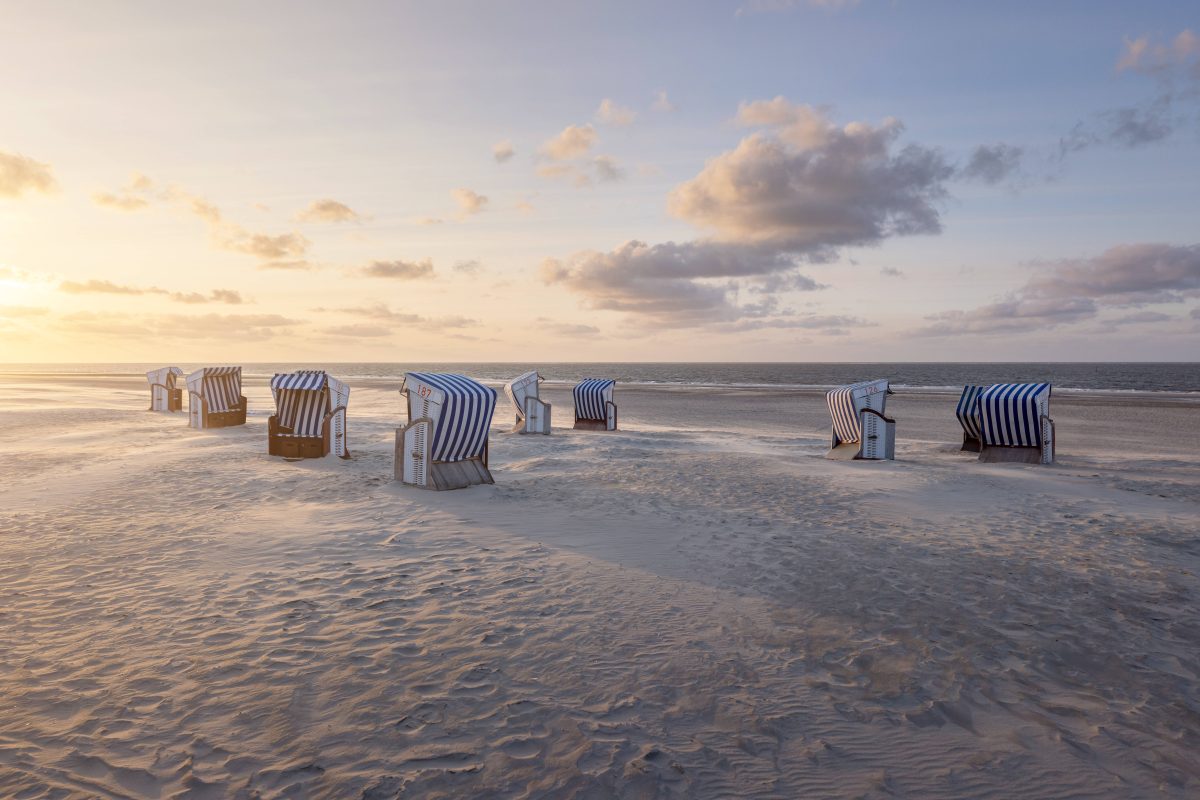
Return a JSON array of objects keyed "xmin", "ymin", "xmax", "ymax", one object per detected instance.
[{"xmin": 2, "ymin": 363, "xmax": 1197, "ymax": 394}]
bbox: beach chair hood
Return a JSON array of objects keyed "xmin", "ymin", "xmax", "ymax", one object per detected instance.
[
  {"xmin": 979, "ymin": 383, "xmax": 1052, "ymax": 448},
  {"xmin": 401, "ymin": 372, "xmax": 496, "ymax": 463}
]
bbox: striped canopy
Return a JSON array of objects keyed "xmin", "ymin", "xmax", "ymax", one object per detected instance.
[
  {"xmin": 826, "ymin": 379, "xmax": 888, "ymax": 447},
  {"xmin": 188, "ymin": 367, "xmax": 242, "ymax": 412},
  {"xmin": 405, "ymin": 372, "xmax": 496, "ymax": 463},
  {"xmin": 573, "ymin": 378, "xmax": 615, "ymax": 421},
  {"xmin": 979, "ymin": 383, "xmax": 1051, "ymax": 447},
  {"xmin": 271, "ymin": 370, "xmax": 331, "ymax": 437},
  {"xmin": 827, "ymin": 386, "xmax": 862, "ymax": 445},
  {"xmin": 956, "ymin": 385, "xmax": 985, "ymax": 441}
]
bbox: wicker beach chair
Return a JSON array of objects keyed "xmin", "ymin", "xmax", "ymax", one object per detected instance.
[
  {"xmin": 825, "ymin": 378, "xmax": 896, "ymax": 460},
  {"xmin": 146, "ymin": 366, "xmax": 183, "ymax": 412},
  {"xmin": 572, "ymin": 378, "xmax": 617, "ymax": 431},
  {"xmin": 503, "ymin": 370, "xmax": 551, "ymax": 434},
  {"xmin": 185, "ymin": 366, "xmax": 246, "ymax": 429},
  {"xmin": 977, "ymin": 382, "xmax": 1054, "ymax": 464},
  {"xmin": 268, "ymin": 370, "xmax": 350, "ymax": 459},
  {"xmin": 395, "ymin": 372, "xmax": 497, "ymax": 490}
]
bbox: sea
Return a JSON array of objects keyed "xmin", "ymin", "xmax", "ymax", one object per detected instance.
[{"xmin": 2, "ymin": 363, "xmax": 1196, "ymax": 394}]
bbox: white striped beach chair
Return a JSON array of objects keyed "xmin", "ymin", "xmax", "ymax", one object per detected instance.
[
  {"xmin": 573, "ymin": 378, "xmax": 617, "ymax": 431},
  {"xmin": 955, "ymin": 385, "xmax": 986, "ymax": 452},
  {"xmin": 503, "ymin": 370, "xmax": 551, "ymax": 434},
  {"xmin": 825, "ymin": 378, "xmax": 896, "ymax": 460},
  {"xmin": 185, "ymin": 366, "xmax": 246, "ymax": 429},
  {"xmin": 396, "ymin": 372, "xmax": 497, "ymax": 490},
  {"xmin": 146, "ymin": 366, "xmax": 183, "ymax": 412},
  {"xmin": 268, "ymin": 370, "xmax": 350, "ymax": 459},
  {"xmin": 977, "ymin": 382, "xmax": 1054, "ymax": 464}
]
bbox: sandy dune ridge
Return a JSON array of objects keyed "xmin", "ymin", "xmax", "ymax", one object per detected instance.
[{"xmin": 0, "ymin": 374, "xmax": 1197, "ymax": 798}]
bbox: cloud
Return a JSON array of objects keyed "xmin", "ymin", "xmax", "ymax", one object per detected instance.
[
  {"xmin": 961, "ymin": 144, "xmax": 1023, "ymax": 184},
  {"xmin": 258, "ymin": 260, "xmax": 312, "ymax": 271},
  {"xmin": 919, "ymin": 243, "xmax": 1200, "ymax": 335},
  {"xmin": 360, "ymin": 258, "xmax": 435, "ymax": 279},
  {"xmin": 218, "ymin": 229, "xmax": 309, "ymax": 260},
  {"xmin": 544, "ymin": 101, "xmax": 953, "ymax": 328},
  {"xmin": 596, "ymin": 99, "xmax": 636, "ymax": 127},
  {"xmin": 539, "ymin": 124, "xmax": 597, "ymax": 160},
  {"xmin": 452, "ymin": 188, "xmax": 488, "ymax": 217},
  {"xmin": 318, "ymin": 303, "xmax": 477, "ymax": 329},
  {"xmin": 540, "ymin": 239, "xmax": 816, "ymax": 327},
  {"xmin": 652, "ymin": 90, "xmax": 676, "ymax": 113},
  {"xmin": 0, "ymin": 151, "xmax": 56, "ymax": 198},
  {"xmin": 493, "ymin": 139, "xmax": 515, "ymax": 163},
  {"xmin": 93, "ymin": 173, "xmax": 154, "ymax": 210},
  {"xmin": 453, "ymin": 259, "xmax": 483, "ymax": 274},
  {"xmin": 1058, "ymin": 31, "xmax": 1199, "ymax": 159},
  {"xmin": 415, "ymin": 216, "xmax": 444, "ymax": 226},
  {"xmin": 880, "ymin": 266, "xmax": 904, "ymax": 277},
  {"xmin": 59, "ymin": 279, "xmax": 246, "ymax": 304},
  {"xmin": 55, "ymin": 312, "xmax": 299, "ymax": 339},
  {"xmin": 0, "ymin": 305, "xmax": 49, "ymax": 317},
  {"xmin": 60, "ymin": 279, "xmax": 145, "ymax": 295},
  {"xmin": 295, "ymin": 199, "xmax": 362, "ymax": 223},
  {"xmin": 670, "ymin": 102, "xmax": 953, "ymax": 251},
  {"xmin": 1104, "ymin": 310, "xmax": 1172, "ymax": 327},
  {"xmin": 1116, "ymin": 29, "xmax": 1199, "ymax": 74},
  {"xmin": 535, "ymin": 317, "xmax": 601, "ymax": 337},
  {"xmin": 593, "ymin": 155, "xmax": 624, "ymax": 182},
  {"xmin": 321, "ymin": 323, "xmax": 393, "ymax": 338}
]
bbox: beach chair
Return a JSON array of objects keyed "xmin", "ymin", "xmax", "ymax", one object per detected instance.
[
  {"xmin": 573, "ymin": 378, "xmax": 617, "ymax": 431},
  {"xmin": 146, "ymin": 366, "xmax": 183, "ymax": 412},
  {"xmin": 268, "ymin": 370, "xmax": 350, "ymax": 459},
  {"xmin": 185, "ymin": 366, "xmax": 246, "ymax": 429},
  {"xmin": 977, "ymin": 382, "xmax": 1054, "ymax": 464},
  {"xmin": 955, "ymin": 385, "xmax": 986, "ymax": 452},
  {"xmin": 503, "ymin": 370, "xmax": 551, "ymax": 434},
  {"xmin": 395, "ymin": 372, "xmax": 497, "ymax": 490},
  {"xmin": 825, "ymin": 378, "xmax": 896, "ymax": 460}
]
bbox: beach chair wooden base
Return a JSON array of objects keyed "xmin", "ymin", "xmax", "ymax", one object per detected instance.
[
  {"xmin": 978, "ymin": 418, "xmax": 1055, "ymax": 464},
  {"xmin": 825, "ymin": 442, "xmax": 863, "ymax": 460},
  {"xmin": 148, "ymin": 389, "xmax": 183, "ymax": 412},
  {"xmin": 961, "ymin": 434, "xmax": 981, "ymax": 453},
  {"xmin": 394, "ymin": 420, "xmax": 493, "ymax": 490},
  {"xmin": 573, "ymin": 419, "xmax": 613, "ymax": 431},
  {"xmin": 268, "ymin": 413, "xmax": 349, "ymax": 460},
  {"xmin": 198, "ymin": 398, "xmax": 247, "ymax": 429}
]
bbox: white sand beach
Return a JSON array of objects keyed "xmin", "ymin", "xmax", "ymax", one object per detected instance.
[{"xmin": 0, "ymin": 373, "xmax": 1197, "ymax": 799}]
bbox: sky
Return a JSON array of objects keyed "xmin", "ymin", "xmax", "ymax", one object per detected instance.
[{"xmin": 1, "ymin": 0, "xmax": 1198, "ymax": 362}]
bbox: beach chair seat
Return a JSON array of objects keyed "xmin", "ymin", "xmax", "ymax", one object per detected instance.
[
  {"xmin": 825, "ymin": 379, "xmax": 895, "ymax": 460},
  {"xmin": 268, "ymin": 370, "xmax": 350, "ymax": 459},
  {"xmin": 185, "ymin": 367, "xmax": 247, "ymax": 429},
  {"xmin": 573, "ymin": 378, "xmax": 617, "ymax": 431},
  {"xmin": 955, "ymin": 385, "xmax": 985, "ymax": 452},
  {"xmin": 146, "ymin": 366, "xmax": 183, "ymax": 412},
  {"xmin": 977, "ymin": 382, "xmax": 1054, "ymax": 464},
  {"xmin": 503, "ymin": 370, "xmax": 551, "ymax": 434},
  {"xmin": 395, "ymin": 372, "xmax": 497, "ymax": 490}
]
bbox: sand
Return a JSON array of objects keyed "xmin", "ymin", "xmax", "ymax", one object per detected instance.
[{"xmin": 0, "ymin": 372, "xmax": 1197, "ymax": 798}]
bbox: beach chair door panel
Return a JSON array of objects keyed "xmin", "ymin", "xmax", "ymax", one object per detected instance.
[
  {"xmin": 605, "ymin": 400, "xmax": 617, "ymax": 431},
  {"xmin": 401, "ymin": 420, "xmax": 431, "ymax": 487}
]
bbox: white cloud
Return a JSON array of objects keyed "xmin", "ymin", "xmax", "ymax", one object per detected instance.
[
  {"xmin": 539, "ymin": 124, "xmax": 598, "ymax": 160},
  {"xmin": 492, "ymin": 139, "xmax": 515, "ymax": 163},
  {"xmin": 0, "ymin": 151, "xmax": 56, "ymax": 198},
  {"xmin": 452, "ymin": 188, "xmax": 488, "ymax": 217},
  {"xmin": 596, "ymin": 98, "xmax": 636, "ymax": 126},
  {"xmin": 652, "ymin": 90, "xmax": 676, "ymax": 113},
  {"xmin": 295, "ymin": 199, "xmax": 362, "ymax": 223}
]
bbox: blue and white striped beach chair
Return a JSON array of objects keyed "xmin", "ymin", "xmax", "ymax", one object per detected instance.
[
  {"xmin": 504, "ymin": 370, "xmax": 551, "ymax": 434},
  {"xmin": 185, "ymin": 366, "xmax": 246, "ymax": 429},
  {"xmin": 825, "ymin": 378, "xmax": 896, "ymax": 460},
  {"xmin": 268, "ymin": 370, "xmax": 351, "ymax": 459},
  {"xmin": 955, "ymin": 385, "xmax": 986, "ymax": 452},
  {"xmin": 573, "ymin": 378, "xmax": 617, "ymax": 431},
  {"xmin": 396, "ymin": 372, "xmax": 498, "ymax": 489},
  {"xmin": 146, "ymin": 366, "xmax": 183, "ymax": 412},
  {"xmin": 977, "ymin": 382, "xmax": 1054, "ymax": 464}
]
